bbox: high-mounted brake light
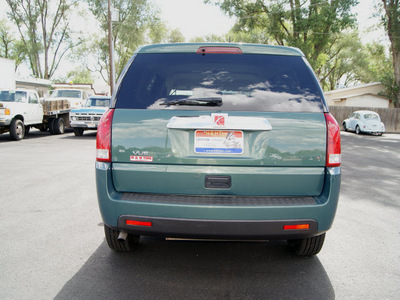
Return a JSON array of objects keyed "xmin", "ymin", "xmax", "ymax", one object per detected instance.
[
  {"xmin": 96, "ymin": 109, "xmax": 114, "ymax": 162},
  {"xmin": 325, "ymin": 113, "xmax": 341, "ymax": 167},
  {"xmin": 197, "ymin": 46, "xmax": 243, "ymax": 54}
]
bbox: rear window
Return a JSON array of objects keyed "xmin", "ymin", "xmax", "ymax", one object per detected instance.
[{"xmin": 115, "ymin": 53, "xmax": 325, "ymax": 112}]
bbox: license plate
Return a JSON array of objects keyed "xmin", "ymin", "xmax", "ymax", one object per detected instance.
[{"xmin": 195, "ymin": 130, "xmax": 243, "ymax": 154}]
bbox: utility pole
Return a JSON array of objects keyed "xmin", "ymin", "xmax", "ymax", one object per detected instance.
[{"xmin": 108, "ymin": 0, "xmax": 115, "ymax": 95}]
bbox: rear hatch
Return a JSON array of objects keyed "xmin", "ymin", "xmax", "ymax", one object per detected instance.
[
  {"xmin": 363, "ymin": 113, "xmax": 381, "ymax": 130},
  {"xmin": 111, "ymin": 44, "xmax": 328, "ymax": 197}
]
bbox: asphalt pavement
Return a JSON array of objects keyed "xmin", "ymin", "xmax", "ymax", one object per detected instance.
[{"xmin": 0, "ymin": 129, "xmax": 399, "ymax": 299}]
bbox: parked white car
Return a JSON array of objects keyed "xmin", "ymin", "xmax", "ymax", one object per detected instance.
[{"xmin": 343, "ymin": 110, "xmax": 385, "ymax": 135}]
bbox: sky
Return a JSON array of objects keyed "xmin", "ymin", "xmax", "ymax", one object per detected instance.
[{"xmin": 150, "ymin": 0, "xmax": 236, "ymax": 39}]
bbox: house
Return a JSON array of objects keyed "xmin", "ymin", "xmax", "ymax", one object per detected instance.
[
  {"xmin": 51, "ymin": 82, "xmax": 111, "ymax": 96},
  {"xmin": 324, "ymin": 82, "xmax": 394, "ymax": 109},
  {"xmin": 16, "ymin": 78, "xmax": 52, "ymax": 98}
]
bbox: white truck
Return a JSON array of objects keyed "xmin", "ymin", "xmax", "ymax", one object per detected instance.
[
  {"xmin": 47, "ymin": 88, "xmax": 89, "ymax": 109},
  {"xmin": 0, "ymin": 89, "xmax": 71, "ymax": 141}
]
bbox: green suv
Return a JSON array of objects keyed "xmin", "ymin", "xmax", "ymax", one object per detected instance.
[{"xmin": 96, "ymin": 43, "xmax": 341, "ymax": 256}]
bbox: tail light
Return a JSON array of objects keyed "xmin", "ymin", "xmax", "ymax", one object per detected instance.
[
  {"xmin": 96, "ymin": 109, "xmax": 114, "ymax": 162},
  {"xmin": 283, "ymin": 224, "xmax": 310, "ymax": 230},
  {"xmin": 325, "ymin": 113, "xmax": 341, "ymax": 167}
]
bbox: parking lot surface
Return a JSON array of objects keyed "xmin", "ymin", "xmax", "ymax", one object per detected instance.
[{"xmin": 0, "ymin": 130, "xmax": 399, "ymax": 299}]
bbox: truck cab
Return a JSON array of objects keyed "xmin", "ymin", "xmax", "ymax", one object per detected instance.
[
  {"xmin": 70, "ymin": 96, "xmax": 111, "ymax": 136},
  {"xmin": 48, "ymin": 89, "xmax": 88, "ymax": 109},
  {"xmin": 0, "ymin": 89, "xmax": 43, "ymax": 140}
]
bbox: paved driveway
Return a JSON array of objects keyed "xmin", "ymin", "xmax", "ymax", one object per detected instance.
[{"xmin": 0, "ymin": 130, "xmax": 399, "ymax": 299}]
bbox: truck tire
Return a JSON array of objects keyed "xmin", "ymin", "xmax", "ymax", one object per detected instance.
[
  {"xmin": 10, "ymin": 119, "xmax": 25, "ymax": 141},
  {"xmin": 73, "ymin": 128, "xmax": 84, "ymax": 136},
  {"xmin": 48, "ymin": 119, "xmax": 56, "ymax": 135},
  {"xmin": 288, "ymin": 233, "xmax": 325, "ymax": 256},
  {"xmin": 54, "ymin": 117, "xmax": 65, "ymax": 134},
  {"xmin": 104, "ymin": 225, "xmax": 140, "ymax": 251}
]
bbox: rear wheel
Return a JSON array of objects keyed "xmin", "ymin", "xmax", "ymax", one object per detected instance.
[
  {"xmin": 288, "ymin": 233, "xmax": 325, "ymax": 256},
  {"xmin": 355, "ymin": 125, "xmax": 361, "ymax": 135},
  {"xmin": 73, "ymin": 128, "xmax": 84, "ymax": 136},
  {"xmin": 54, "ymin": 117, "xmax": 65, "ymax": 134},
  {"xmin": 104, "ymin": 225, "xmax": 140, "ymax": 251},
  {"xmin": 10, "ymin": 119, "xmax": 25, "ymax": 141},
  {"xmin": 48, "ymin": 119, "xmax": 56, "ymax": 135}
]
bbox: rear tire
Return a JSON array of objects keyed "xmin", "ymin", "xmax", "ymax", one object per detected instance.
[
  {"xmin": 104, "ymin": 225, "xmax": 140, "ymax": 252},
  {"xmin": 54, "ymin": 117, "xmax": 65, "ymax": 134},
  {"xmin": 355, "ymin": 125, "xmax": 361, "ymax": 135},
  {"xmin": 73, "ymin": 128, "xmax": 84, "ymax": 136},
  {"xmin": 288, "ymin": 233, "xmax": 325, "ymax": 256},
  {"xmin": 48, "ymin": 119, "xmax": 56, "ymax": 135},
  {"xmin": 10, "ymin": 119, "xmax": 25, "ymax": 141}
]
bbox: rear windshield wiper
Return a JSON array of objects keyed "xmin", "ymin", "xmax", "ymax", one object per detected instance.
[{"xmin": 160, "ymin": 97, "xmax": 222, "ymax": 107}]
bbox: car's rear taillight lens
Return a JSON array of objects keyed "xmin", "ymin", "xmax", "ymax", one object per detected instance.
[
  {"xmin": 96, "ymin": 109, "xmax": 114, "ymax": 162},
  {"xmin": 325, "ymin": 113, "xmax": 341, "ymax": 167}
]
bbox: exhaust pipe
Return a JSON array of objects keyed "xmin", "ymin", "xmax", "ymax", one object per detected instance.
[{"xmin": 117, "ymin": 231, "xmax": 128, "ymax": 242}]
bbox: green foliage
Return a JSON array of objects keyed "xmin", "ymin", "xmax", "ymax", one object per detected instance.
[
  {"xmin": 0, "ymin": 19, "xmax": 26, "ymax": 69},
  {"xmin": 380, "ymin": 1, "xmax": 400, "ymax": 106},
  {"xmin": 206, "ymin": 0, "xmax": 358, "ymax": 71},
  {"xmin": 65, "ymin": 67, "xmax": 94, "ymax": 84},
  {"xmin": 379, "ymin": 72, "xmax": 399, "ymax": 102},
  {"xmin": 86, "ymin": 0, "xmax": 167, "ymax": 82},
  {"xmin": 5, "ymin": 0, "xmax": 79, "ymax": 79},
  {"xmin": 168, "ymin": 28, "xmax": 185, "ymax": 43}
]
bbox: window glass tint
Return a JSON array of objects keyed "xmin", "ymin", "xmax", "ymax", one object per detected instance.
[
  {"xmin": 364, "ymin": 113, "xmax": 378, "ymax": 120},
  {"xmin": 51, "ymin": 90, "xmax": 82, "ymax": 98},
  {"xmin": 29, "ymin": 93, "xmax": 38, "ymax": 104},
  {"xmin": 115, "ymin": 53, "xmax": 325, "ymax": 112},
  {"xmin": 85, "ymin": 98, "xmax": 111, "ymax": 107},
  {"xmin": 0, "ymin": 91, "xmax": 27, "ymax": 102}
]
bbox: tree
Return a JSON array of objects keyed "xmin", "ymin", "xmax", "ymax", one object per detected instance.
[
  {"xmin": 0, "ymin": 19, "xmax": 26, "ymax": 69},
  {"xmin": 86, "ymin": 0, "xmax": 161, "ymax": 81},
  {"xmin": 381, "ymin": 0, "xmax": 400, "ymax": 107},
  {"xmin": 61, "ymin": 67, "xmax": 95, "ymax": 84},
  {"xmin": 205, "ymin": 0, "xmax": 358, "ymax": 77},
  {"xmin": 167, "ymin": 28, "xmax": 185, "ymax": 43},
  {"xmin": 318, "ymin": 31, "xmax": 370, "ymax": 90},
  {"xmin": 5, "ymin": 0, "xmax": 80, "ymax": 79}
]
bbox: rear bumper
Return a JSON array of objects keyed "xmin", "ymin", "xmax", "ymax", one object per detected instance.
[
  {"xmin": 96, "ymin": 163, "xmax": 341, "ymax": 239},
  {"xmin": 362, "ymin": 129, "xmax": 385, "ymax": 134},
  {"xmin": 115, "ymin": 216, "xmax": 319, "ymax": 239}
]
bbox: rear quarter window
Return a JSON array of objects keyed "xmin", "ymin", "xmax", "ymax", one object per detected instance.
[{"xmin": 115, "ymin": 53, "xmax": 326, "ymax": 112}]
